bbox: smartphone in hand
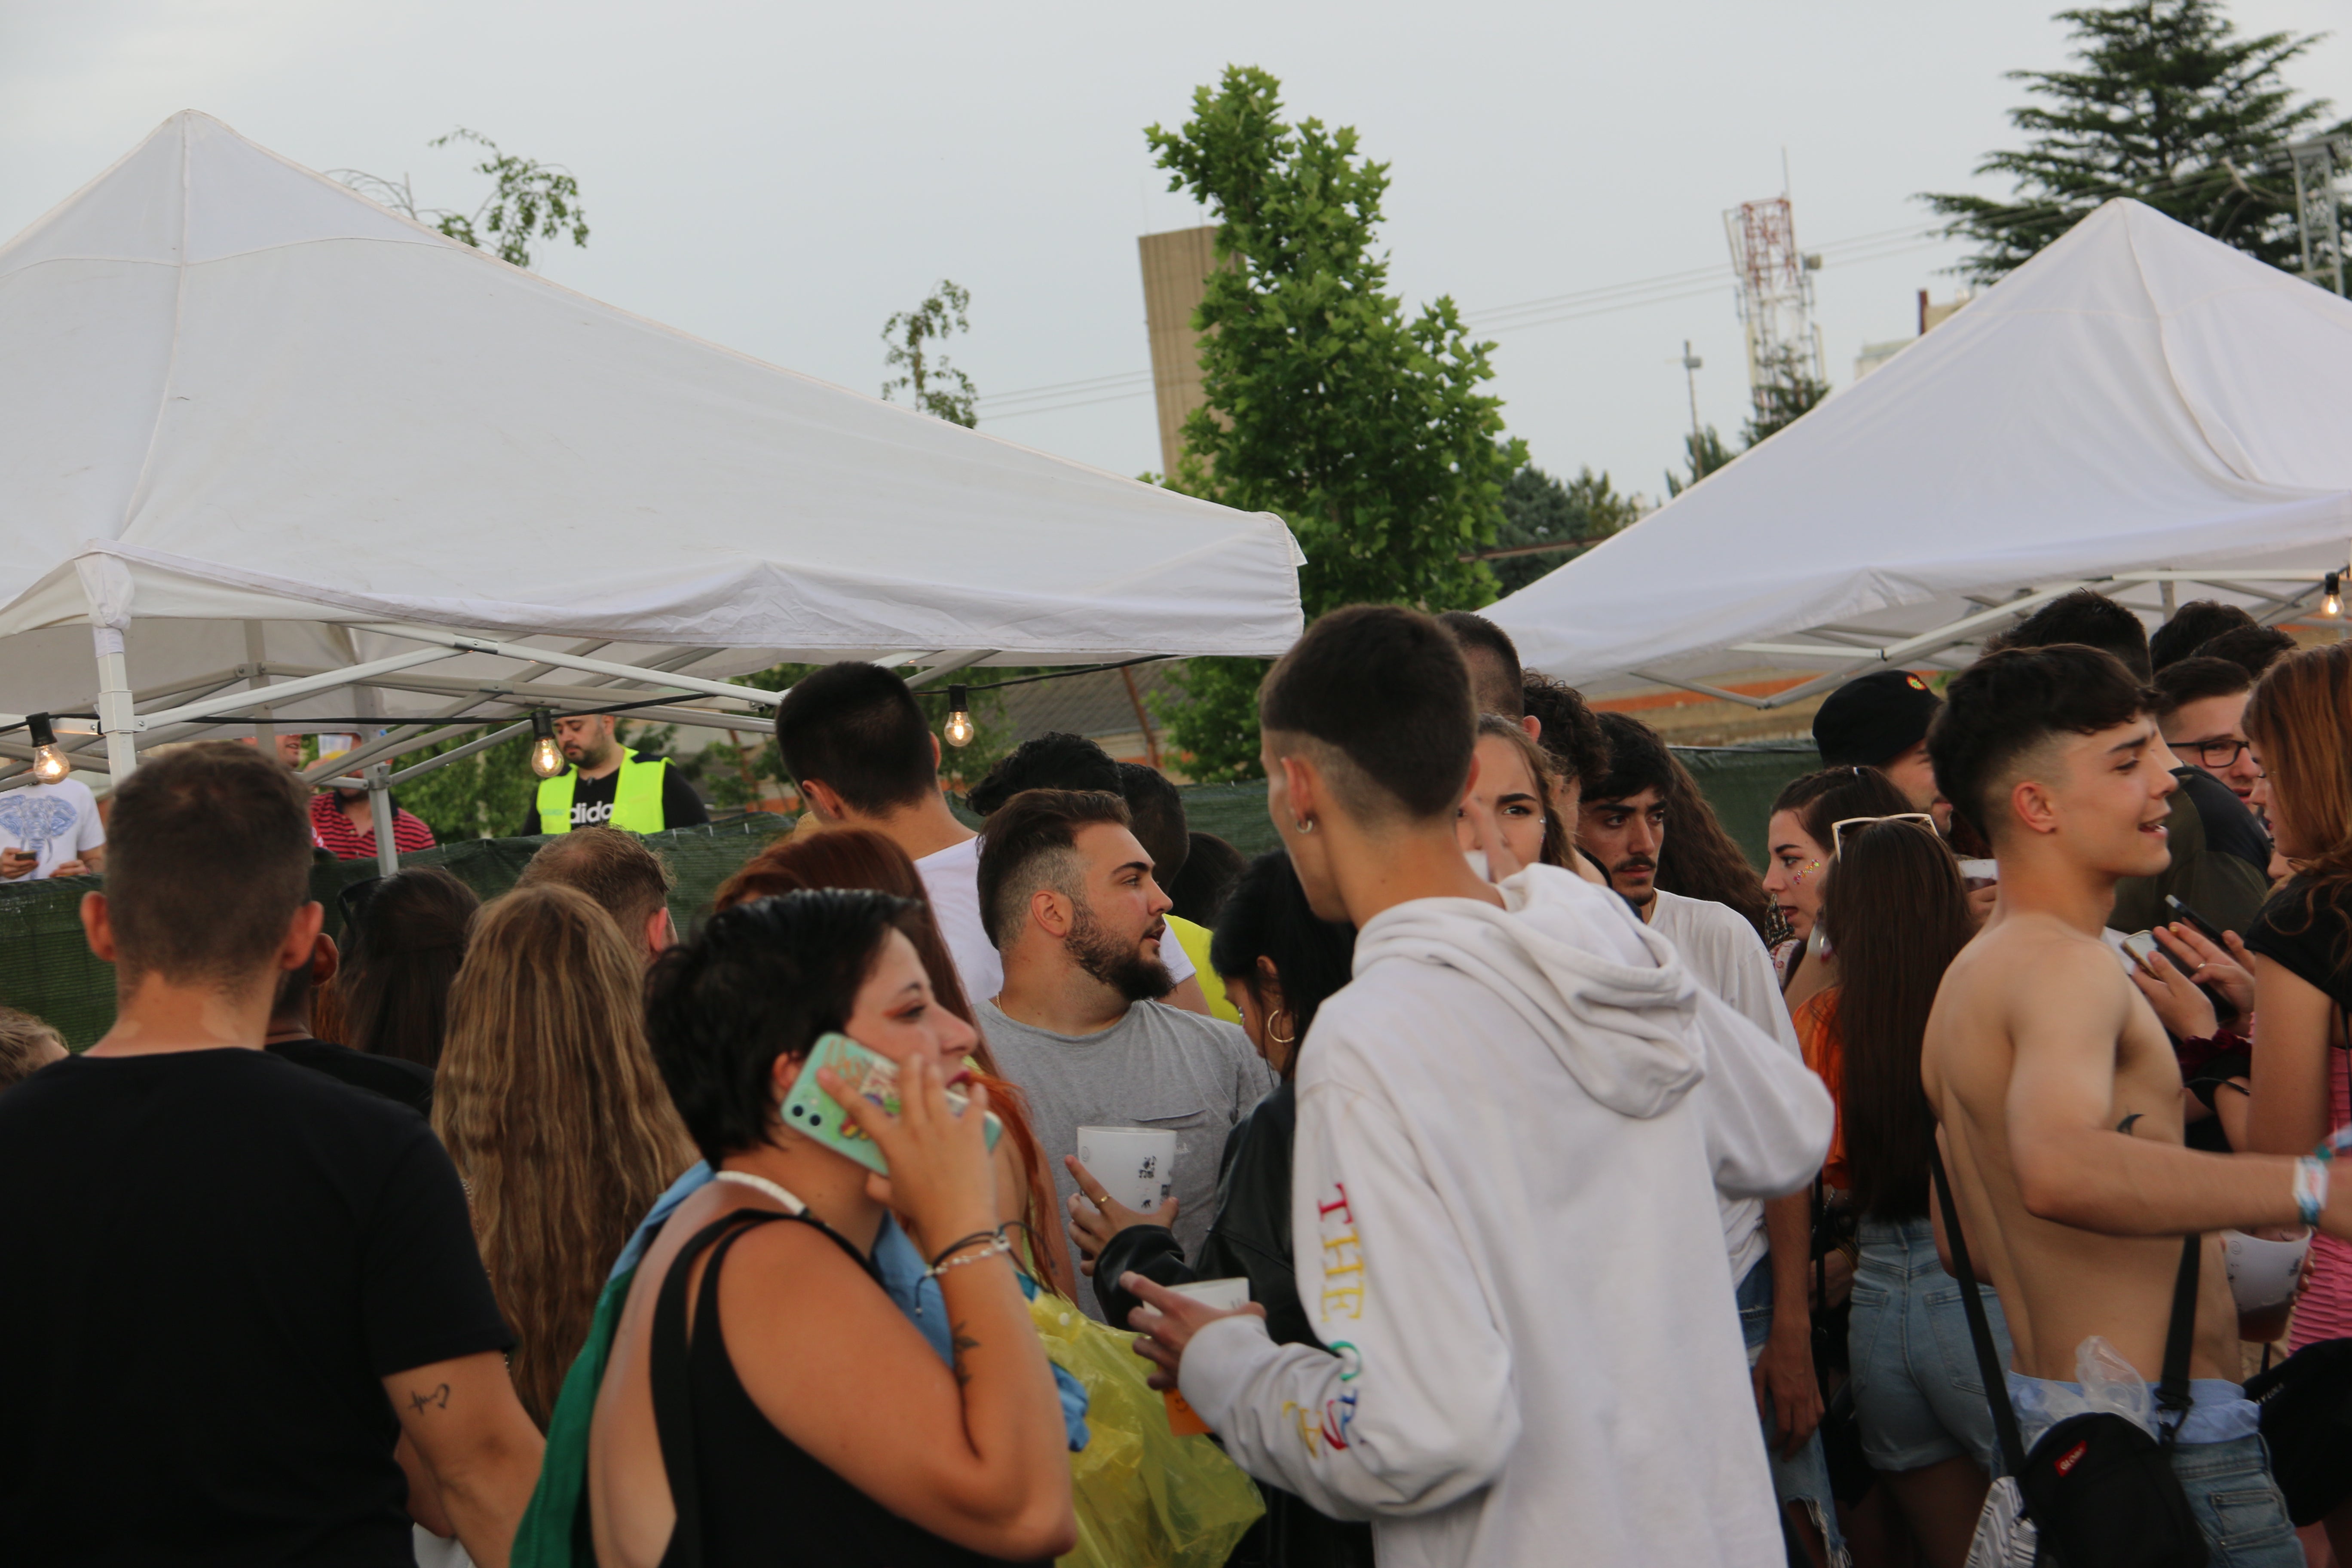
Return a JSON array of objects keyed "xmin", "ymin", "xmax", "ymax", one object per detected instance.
[
  {"xmin": 777, "ymin": 1031, "xmax": 1002, "ymax": 1177},
  {"xmin": 2162, "ymin": 894, "xmax": 2231, "ymax": 946}
]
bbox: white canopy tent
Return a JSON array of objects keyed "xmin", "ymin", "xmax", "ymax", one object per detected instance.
[
  {"xmin": 0, "ymin": 111, "xmax": 1304, "ymax": 829},
  {"xmin": 1489, "ymin": 199, "xmax": 2352, "ymax": 709}
]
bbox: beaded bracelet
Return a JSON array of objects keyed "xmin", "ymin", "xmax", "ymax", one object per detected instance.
[
  {"xmin": 927, "ymin": 1233, "xmax": 1014, "ymax": 1278},
  {"xmin": 927, "ymin": 1230, "xmax": 1001, "ymax": 1270}
]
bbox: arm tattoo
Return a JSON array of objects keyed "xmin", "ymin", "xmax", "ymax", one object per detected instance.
[
  {"xmin": 949, "ymin": 1323, "xmax": 980, "ymax": 1389},
  {"xmin": 407, "ymin": 1382, "xmax": 452, "ymax": 1414}
]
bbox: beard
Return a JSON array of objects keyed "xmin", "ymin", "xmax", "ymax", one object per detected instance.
[{"xmin": 1066, "ymin": 896, "xmax": 1175, "ymax": 1003}]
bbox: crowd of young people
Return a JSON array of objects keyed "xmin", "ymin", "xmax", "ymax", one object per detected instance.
[{"xmin": 11, "ymin": 587, "xmax": 2352, "ymax": 1568}]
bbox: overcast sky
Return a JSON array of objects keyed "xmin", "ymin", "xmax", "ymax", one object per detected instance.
[{"xmin": 5, "ymin": 0, "xmax": 2346, "ymax": 505}]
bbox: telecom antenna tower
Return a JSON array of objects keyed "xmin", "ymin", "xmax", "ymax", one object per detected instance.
[{"xmin": 1724, "ymin": 196, "xmax": 1825, "ymax": 417}]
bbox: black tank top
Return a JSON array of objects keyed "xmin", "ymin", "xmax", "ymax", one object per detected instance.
[{"xmin": 651, "ymin": 1210, "xmax": 1013, "ymax": 1568}]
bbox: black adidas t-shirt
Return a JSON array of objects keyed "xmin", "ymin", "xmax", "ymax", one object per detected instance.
[
  {"xmin": 0, "ymin": 1049, "xmax": 510, "ymax": 1566},
  {"xmin": 516, "ymin": 752, "xmax": 709, "ymax": 836}
]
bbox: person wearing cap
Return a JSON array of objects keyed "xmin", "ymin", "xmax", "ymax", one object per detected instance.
[{"xmin": 1812, "ymin": 668, "xmax": 1947, "ymax": 830}]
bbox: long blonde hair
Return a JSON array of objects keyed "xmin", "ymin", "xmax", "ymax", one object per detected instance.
[{"xmin": 435, "ymin": 882, "xmax": 694, "ymax": 1427}]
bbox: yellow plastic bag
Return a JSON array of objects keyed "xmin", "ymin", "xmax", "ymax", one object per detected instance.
[{"xmin": 1030, "ymin": 1293, "xmax": 1265, "ymax": 1568}]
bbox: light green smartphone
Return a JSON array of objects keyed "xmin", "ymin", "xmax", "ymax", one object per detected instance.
[{"xmin": 778, "ymin": 1031, "xmax": 1002, "ymax": 1177}]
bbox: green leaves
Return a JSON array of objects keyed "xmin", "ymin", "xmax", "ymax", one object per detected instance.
[
  {"xmin": 881, "ymin": 281, "xmax": 980, "ymax": 428},
  {"xmin": 1922, "ymin": 0, "xmax": 2347, "ymax": 282},
  {"xmin": 1147, "ymin": 66, "xmax": 1523, "ymax": 775},
  {"xmin": 333, "ymin": 129, "xmax": 588, "ymax": 273}
]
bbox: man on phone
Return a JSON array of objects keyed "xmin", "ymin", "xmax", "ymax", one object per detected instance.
[
  {"xmin": 1922, "ymin": 645, "xmax": 2352, "ymax": 1559},
  {"xmin": 1126, "ymin": 606, "xmax": 1831, "ymax": 1568}
]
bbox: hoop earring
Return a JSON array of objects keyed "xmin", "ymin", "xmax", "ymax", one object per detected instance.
[
  {"xmin": 1293, "ymin": 817, "xmax": 1315, "ymax": 834},
  {"xmin": 1267, "ymin": 1010, "xmax": 1296, "ymax": 1046}
]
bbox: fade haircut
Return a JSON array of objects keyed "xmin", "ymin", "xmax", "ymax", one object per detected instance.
[
  {"xmin": 1117, "ymin": 762, "xmax": 1189, "ymax": 886},
  {"xmin": 2150, "ymin": 600, "xmax": 2257, "ymax": 672},
  {"xmin": 1437, "ymin": 610, "xmax": 1525, "ymax": 719},
  {"xmin": 104, "ymin": 741, "xmax": 312, "ymax": 990},
  {"xmin": 1259, "ymin": 605, "xmax": 1475, "ymax": 822},
  {"xmin": 1586, "ymin": 712, "xmax": 1675, "ymax": 804},
  {"xmin": 975, "ymin": 789, "xmax": 1132, "ymax": 949},
  {"xmin": 1523, "ymin": 673, "xmax": 1609, "ymax": 786},
  {"xmin": 967, "ymin": 732, "xmax": 1121, "ymax": 817},
  {"xmin": 515, "ymin": 826, "xmax": 675, "ymax": 936},
  {"xmin": 2196, "ymin": 623, "xmax": 2298, "ymax": 680},
  {"xmin": 1987, "ymin": 588, "xmax": 2152, "ymax": 681},
  {"xmin": 1928, "ymin": 646, "xmax": 2153, "ymax": 842},
  {"xmin": 2153, "ymin": 655, "xmax": 2253, "ymax": 724},
  {"xmin": 773, "ymin": 661, "xmax": 937, "ymax": 815}
]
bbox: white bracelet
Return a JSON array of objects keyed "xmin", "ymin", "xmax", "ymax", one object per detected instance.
[{"xmin": 926, "ymin": 1234, "xmax": 1013, "ymax": 1278}]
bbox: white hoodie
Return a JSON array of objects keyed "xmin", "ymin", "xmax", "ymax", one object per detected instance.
[{"xmin": 1180, "ymin": 865, "xmax": 1833, "ymax": 1568}]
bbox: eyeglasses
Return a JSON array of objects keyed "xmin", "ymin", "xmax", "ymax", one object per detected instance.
[
  {"xmin": 2183, "ymin": 737, "xmax": 2260, "ymax": 772},
  {"xmin": 1830, "ymin": 813, "xmax": 1939, "ymax": 854}
]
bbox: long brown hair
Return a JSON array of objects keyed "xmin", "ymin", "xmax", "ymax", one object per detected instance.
[
  {"xmin": 2246, "ymin": 642, "xmax": 2352, "ymax": 965},
  {"xmin": 435, "ymin": 883, "xmax": 694, "ymax": 1427},
  {"xmin": 710, "ymin": 827, "xmax": 1069, "ymax": 1294},
  {"xmin": 1657, "ymin": 751, "xmax": 1775, "ymax": 941},
  {"xmin": 1824, "ymin": 818, "xmax": 1975, "ymax": 1222},
  {"xmin": 1476, "ymin": 716, "xmax": 1570, "ymax": 870},
  {"xmin": 342, "ymin": 868, "xmax": 478, "ymax": 1068}
]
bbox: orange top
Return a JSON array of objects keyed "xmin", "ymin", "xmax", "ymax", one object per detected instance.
[{"xmin": 1792, "ymin": 989, "xmax": 1849, "ymax": 1193}]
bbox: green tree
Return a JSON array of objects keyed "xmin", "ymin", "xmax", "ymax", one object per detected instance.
[
  {"xmin": 1665, "ymin": 426, "xmax": 1738, "ymax": 497},
  {"xmin": 1740, "ymin": 344, "xmax": 1830, "ymax": 447},
  {"xmin": 1147, "ymin": 66, "xmax": 1525, "ymax": 779},
  {"xmin": 332, "ymin": 128, "xmax": 589, "ymax": 269},
  {"xmin": 1922, "ymin": 0, "xmax": 2347, "ymax": 283},
  {"xmin": 1485, "ymin": 465, "xmax": 1642, "ymax": 595},
  {"xmin": 882, "ymin": 281, "xmax": 980, "ymax": 427}
]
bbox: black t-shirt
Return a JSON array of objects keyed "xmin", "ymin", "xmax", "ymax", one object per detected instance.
[
  {"xmin": 516, "ymin": 752, "xmax": 709, "ymax": 836},
  {"xmin": 2177, "ymin": 767, "xmax": 2270, "ymax": 873},
  {"xmin": 2243, "ymin": 876, "xmax": 2352, "ymax": 1013},
  {"xmin": 0, "ymin": 1049, "xmax": 511, "ymax": 1566},
  {"xmin": 267, "ymin": 1036, "xmax": 435, "ymax": 1116}
]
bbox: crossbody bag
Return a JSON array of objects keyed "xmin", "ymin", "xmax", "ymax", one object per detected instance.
[{"xmin": 1928, "ymin": 1142, "xmax": 2208, "ymax": 1568}]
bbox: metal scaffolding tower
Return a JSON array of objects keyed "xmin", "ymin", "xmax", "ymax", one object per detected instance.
[{"xmin": 1724, "ymin": 196, "xmax": 1825, "ymax": 417}]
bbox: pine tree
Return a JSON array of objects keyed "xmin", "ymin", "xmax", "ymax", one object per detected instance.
[
  {"xmin": 1665, "ymin": 427, "xmax": 1737, "ymax": 498},
  {"xmin": 1486, "ymin": 466, "xmax": 1641, "ymax": 595},
  {"xmin": 1740, "ymin": 345, "xmax": 1830, "ymax": 447},
  {"xmin": 1146, "ymin": 66, "xmax": 1523, "ymax": 780},
  {"xmin": 1923, "ymin": 0, "xmax": 2347, "ymax": 283}
]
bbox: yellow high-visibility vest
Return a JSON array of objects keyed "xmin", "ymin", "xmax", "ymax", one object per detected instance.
[{"xmin": 535, "ymin": 751, "xmax": 670, "ymax": 835}]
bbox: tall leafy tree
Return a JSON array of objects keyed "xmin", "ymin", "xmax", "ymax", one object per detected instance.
[
  {"xmin": 1485, "ymin": 466, "xmax": 1641, "ymax": 595},
  {"xmin": 1923, "ymin": 0, "xmax": 2347, "ymax": 283},
  {"xmin": 1665, "ymin": 426, "xmax": 1738, "ymax": 497},
  {"xmin": 333, "ymin": 128, "xmax": 588, "ymax": 269},
  {"xmin": 881, "ymin": 281, "xmax": 980, "ymax": 427},
  {"xmin": 1147, "ymin": 66, "xmax": 1524, "ymax": 779}
]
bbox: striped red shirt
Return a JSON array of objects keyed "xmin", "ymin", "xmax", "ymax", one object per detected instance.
[{"xmin": 309, "ymin": 792, "xmax": 437, "ymax": 861}]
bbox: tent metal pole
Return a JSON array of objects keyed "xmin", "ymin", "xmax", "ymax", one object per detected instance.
[
  {"xmin": 135, "ymin": 647, "xmax": 467, "ymax": 730},
  {"xmin": 905, "ymin": 651, "xmax": 996, "ymax": 689},
  {"xmin": 367, "ymin": 764, "xmax": 399, "ymax": 877},
  {"xmin": 93, "ymin": 628, "xmax": 139, "ymax": 781},
  {"xmin": 349, "ymin": 623, "xmax": 790, "ymax": 707},
  {"xmin": 244, "ymin": 622, "xmax": 277, "ymax": 755}
]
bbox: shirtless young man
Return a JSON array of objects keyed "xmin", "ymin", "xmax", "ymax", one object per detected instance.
[{"xmin": 1921, "ymin": 645, "xmax": 2352, "ymax": 1561}]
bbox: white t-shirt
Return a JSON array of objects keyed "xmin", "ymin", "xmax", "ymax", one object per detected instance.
[
  {"xmin": 915, "ymin": 833, "xmax": 1195, "ymax": 1008},
  {"xmin": 0, "ymin": 778, "xmax": 106, "ymax": 879},
  {"xmin": 1647, "ymin": 889, "xmax": 1804, "ymax": 1286}
]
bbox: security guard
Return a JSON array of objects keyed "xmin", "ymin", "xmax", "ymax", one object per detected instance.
[{"xmin": 520, "ymin": 714, "xmax": 709, "ymax": 836}]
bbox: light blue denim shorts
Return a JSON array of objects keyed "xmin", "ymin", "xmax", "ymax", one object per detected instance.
[{"xmin": 1846, "ymin": 1215, "xmax": 2015, "ymax": 1473}]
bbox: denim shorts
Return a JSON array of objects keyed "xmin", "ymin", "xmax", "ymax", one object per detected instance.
[
  {"xmin": 1846, "ymin": 1216, "xmax": 2015, "ymax": 1473},
  {"xmin": 2008, "ymin": 1375, "xmax": 2299, "ymax": 1566},
  {"xmin": 1736, "ymin": 1256, "xmax": 1848, "ymax": 1562}
]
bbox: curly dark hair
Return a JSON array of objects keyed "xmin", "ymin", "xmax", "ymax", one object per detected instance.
[
  {"xmin": 1522, "ymin": 673, "xmax": 1610, "ymax": 787},
  {"xmin": 966, "ymin": 732, "xmax": 1120, "ymax": 817}
]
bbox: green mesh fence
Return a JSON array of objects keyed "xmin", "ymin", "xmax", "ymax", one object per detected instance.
[{"xmin": 4, "ymin": 754, "xmax": 1817, "ymax": 1051}]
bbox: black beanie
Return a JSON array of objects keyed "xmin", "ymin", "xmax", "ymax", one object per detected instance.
[{"xmin": 1813, "ymin": 668, "xmax": 1942, "ymax": 768}]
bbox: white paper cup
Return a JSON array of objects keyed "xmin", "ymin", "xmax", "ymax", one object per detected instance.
[
  {"xmin": 1076, "ymin": 1125, "xmax": 1178, "ymax": 1212},
  {"xmin": 1168, "ymin": 1277, "xmax": 1250, "ymax": 1311},
  {"xmin": 2223, "ymin": 1228, "xmax": 2311, "ymax": 1313}
]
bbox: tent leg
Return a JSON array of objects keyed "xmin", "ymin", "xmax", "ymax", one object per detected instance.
[
  {"xmin": 367, "ymin": 764, "xmax": 399, "ymax": 877},
  {"xmin": 93, "ymin": 627, "xmax": 139, "ymax": 782},
  {"xmin": 245, "ymin": 622, "xmax": 278, "ymax": 755}
]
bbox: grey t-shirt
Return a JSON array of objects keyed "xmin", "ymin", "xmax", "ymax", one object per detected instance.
[{"xmin": 979, "ymin": 998, "xmax": 1274, "ymax": 1318}]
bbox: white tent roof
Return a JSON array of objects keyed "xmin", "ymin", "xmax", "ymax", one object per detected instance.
[
  {"xmin": 1489, "ymin": 199, "xmax": 2352, "ymax": 707},
  {"xmin": 0, "ymin": 112, "xmax": 1302, "ymax": 776}
]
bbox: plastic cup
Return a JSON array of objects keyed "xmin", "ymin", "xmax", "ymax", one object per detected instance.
[
  {"xmin": 1076, "ymin": 1125, "xmax": 1178, "ymax": 1212},
  {"xmin": 1161, "ymin": 1279, "xmax": 1250, "ymax": 1435}
]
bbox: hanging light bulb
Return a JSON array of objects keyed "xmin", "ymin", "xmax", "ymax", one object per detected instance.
[
  {"xmin": 2327, "ymin": 572, "xmax": 2344, "ymax": 619},
  {"xmin": 529, "ymin": 709, "xmax": 569, "ymax": 779},
  {"xmin": 943, "ymin": 684, "xmax": 976, "ymax": 749},
  {"xmin": 26, "ymin": 713, "xmax": 70, "ymax": 785}
]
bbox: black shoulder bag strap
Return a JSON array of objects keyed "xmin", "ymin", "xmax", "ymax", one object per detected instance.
[
  {"xmin": 2153, "ymin": 1231, "xmax": 2202, "ymax": 1447},
  {"xmin": 649, "ymin": 1210, "xmax": 791, "ymax": 1568},
  {"xmin": 1928, "ymin": 1138, "xmax": 2032, "ymax": 1479}
]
